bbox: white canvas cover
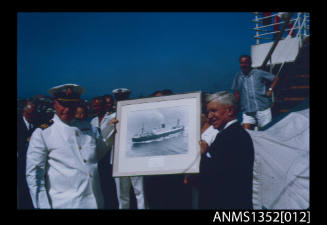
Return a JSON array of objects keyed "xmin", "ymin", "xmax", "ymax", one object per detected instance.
[{"xmin": 247, "ymin": 109, "xmax": 309, "ymax": 209}]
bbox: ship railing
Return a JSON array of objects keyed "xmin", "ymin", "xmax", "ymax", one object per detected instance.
[
  {"xmin": 253, "ymin": 12, "xmax": 310, "ymax": 45},
  {"xmin": 253, "ymin": 12, "xmax": 310, "ymax": 106}
]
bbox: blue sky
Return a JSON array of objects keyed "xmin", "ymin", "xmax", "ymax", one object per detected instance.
[{"xmin": 17, "ymin": 12, "xmax": 256, "ymax": 99}]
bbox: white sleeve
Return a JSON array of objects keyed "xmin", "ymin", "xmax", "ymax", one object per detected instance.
[
  {"xmin": 201, "ymin": 125, "xmax": 219, "ymax": 147},
  {"xmin": 93, "ymin": 126, "xmax": 111, "ymax": 161},
  {"xmin": 100, "ymin": 113, "xmax": 116, "ymax": 147},
  {"xmin": 25, "ymin": 128, "xmax": 51, "ymax": 209},
  {"xmin": 101, "ymin": 125, "xmax": 115, "ymax": 147}
]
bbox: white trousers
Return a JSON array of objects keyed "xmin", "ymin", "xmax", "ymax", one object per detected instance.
[
  {"xmin": 242, "ymin": 107, "xmax": 272, "ymax": 128},
  {"xmin": 114, "ymin": 176, "xmax": 146, "ymax": 209}
]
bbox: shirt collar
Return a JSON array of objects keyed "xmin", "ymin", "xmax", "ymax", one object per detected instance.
[
  {"xmin": 53, "ymin": 114, "xmax": 75, "ymax": 127},
  {"xmin": 222, "ymin": 119, "xmax": 238, "ymax": 130},
  {"xmin": 22, "ymin": 116, "xmax": 31, "ymax": 129},
  {"xmin": 241, "ymin": 68, "xmax": 254, "ymax": 77}
]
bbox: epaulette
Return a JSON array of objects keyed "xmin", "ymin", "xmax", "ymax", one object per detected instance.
[{"xmin": 40, "ymin": 120, "xmax": 54, "ymax": 130}]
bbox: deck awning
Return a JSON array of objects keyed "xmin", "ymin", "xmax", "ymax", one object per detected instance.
[{"xmin": 251, "ymin": 37, "xmax": 301, "ymax": 68}]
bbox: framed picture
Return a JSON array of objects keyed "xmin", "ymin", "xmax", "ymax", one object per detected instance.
[{"xmin": 112, "ymin": 91, "xmax": 201, "ymax": 177}]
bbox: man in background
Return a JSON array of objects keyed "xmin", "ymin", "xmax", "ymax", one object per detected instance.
[
  {"xmin": 90, "ymin": 96, "xmax": 118, "ymax": 209},
  {"xmin": 17, "ymin": 100, "xmax": 37, "ymax": 209},
  {"xmin": 103, "ymin": 94, "xmax": 115, "ymax": 114},
  {"xmin": 145, "ymin": 89, "xmax": 192, "ymax": 209},
  {"xmin": 112, "ymin": 88, "xmax": 147, "ymax": 209},
  {"xmin": 232, "ymin": 55, "xmax": 278, "ymax": 130}
]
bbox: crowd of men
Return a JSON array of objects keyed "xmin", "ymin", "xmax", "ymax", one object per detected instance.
[{"xmin": 17, "ymin": 54, "xmax": 278, "ymax": 209}]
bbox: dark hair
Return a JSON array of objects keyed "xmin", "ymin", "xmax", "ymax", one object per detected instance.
[
  {"xmin": 23, "ymin": 99, "xmax": 35, "ymax": 107},
  {"xmin": 103, "ymin": 94, "xmax": 113, "ymax": 100},
  {"xmin": 201, "ymin": 92, "xmax": 209, "ymax": 115},
  {"xmin": 161, "ymin": 89, "xmax": 173, "ymax": 95},
  {"xmin": 150, "ymin": 89, "xmax": 173, "ymax": 97},
  {"xmin": 76, "ymin": 102, "xmax": 88, "ymax": 111},
  {"xmin": 92, "ymin": 96, "xmax": 105, "ymax": 104}
]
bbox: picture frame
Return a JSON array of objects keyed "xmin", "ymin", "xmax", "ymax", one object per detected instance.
[{"xmin": 112, "ymin": 91, "xmax": 201, "ymax": 177}]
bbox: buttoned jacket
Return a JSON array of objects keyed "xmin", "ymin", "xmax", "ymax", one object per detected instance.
[
  {"xmin": 199, "ymin": 121, "xmax": 254, "ymax": 209},
  {"xmin": 26, "ymin": 114, "xmax": 108, "ymax": 209}
]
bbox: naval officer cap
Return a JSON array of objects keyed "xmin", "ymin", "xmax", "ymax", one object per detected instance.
[
  {"xmin": 48, "ymin": 83, "xmax": 85, "ymax": 103},
  {"xmin": 112, "ymin": 88, "xmax": 131, "ymax": 100}
]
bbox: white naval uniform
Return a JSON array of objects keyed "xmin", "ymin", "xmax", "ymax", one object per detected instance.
[
  {"xmin": 90, "ymin": 112, "xmax": 116, "ymax": 152},
  {"xmin": 26, "ymin": 114, "xmax": 109, "ymax": 209},
  {"xmin": 91, "ymin": 112, "xmax": 146, "ymax": 209}
]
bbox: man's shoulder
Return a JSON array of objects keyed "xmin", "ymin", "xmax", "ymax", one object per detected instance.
[
  {"xmin": 251, "ymin": 68, "xmax": 261, "ymax": 72},
  {"xmin": 252, "ymin": 68, "xmax": 272, "ymax": 75},
  {"xmin": 234, "ymin": 71, "xmax": 243, "ymax": 78},
  {"xmin": 17, "ymin": 115, "xmax": 25, "ymax": 126},
  {"xmin": 102, "ymin": 112, "xmax": 116, "ymax": 124},
  {"xmin": 220, "ymin": 122, "xmax": 251, "ymax": 140},
  {"xmin": 90, "ymin": 116, "xmax": 98, "ymax": 126},
  {"xmin": 104, "ymin": 111, "xmax": 116, "ymax": 118}
]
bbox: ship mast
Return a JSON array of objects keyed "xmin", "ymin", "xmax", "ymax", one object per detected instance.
[{"xmin": 141, "ymin": 123, "xmax": 144, "ymax": 134}]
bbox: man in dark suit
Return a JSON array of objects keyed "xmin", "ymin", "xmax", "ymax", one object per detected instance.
[
  {"xmin": 17, "ymin": 100, "xmax": 37, "ymax": 209},
  {"xmin": 199, "ymin": 91, "xmax": 254, "ymax": 209}
]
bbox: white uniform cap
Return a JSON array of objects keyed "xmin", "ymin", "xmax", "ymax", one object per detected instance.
[
  {"xmin": 112, "ymin": 88, "xmax": 131, "ymax": 95},
  {"xmin": 48, "ymin": 83, "xmax": 85, "ymax": 98}
]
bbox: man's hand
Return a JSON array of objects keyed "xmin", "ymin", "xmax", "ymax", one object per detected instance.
[
  {"xmin": 109, "ymin": 118, "xmax": 119, "ymax": 126},
  {"xmin": 266, "ymin": 89, "xmax": 273, "ymax": 97},
  {"xmin": 199, "ymin": 140, "xmax": 209, "ymax": 154}
]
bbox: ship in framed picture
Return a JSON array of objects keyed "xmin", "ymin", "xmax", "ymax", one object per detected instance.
[{"xmin": 112, "ymin": 91, "xmax": 201, "ymax": 177}]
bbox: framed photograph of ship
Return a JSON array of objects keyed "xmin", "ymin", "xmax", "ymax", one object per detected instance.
[{"xmin": 112, "ymin": 91, "xmax": 201, "ymax": 177}]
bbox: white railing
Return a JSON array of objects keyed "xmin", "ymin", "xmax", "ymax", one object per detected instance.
[{"xmin": 253, "ymin": 12, "xmax": 310, "ymax": 45}]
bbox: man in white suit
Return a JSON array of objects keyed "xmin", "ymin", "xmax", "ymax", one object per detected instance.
[
  {"xmin": 112, "ymin": 88, "xmax": 146, "ymax": 209},
  {"xmin": 26, "ymin": 84, "xmax": 110, "ymax": 209}
]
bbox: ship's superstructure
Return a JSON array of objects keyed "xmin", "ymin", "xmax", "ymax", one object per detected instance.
[
  {"xmin": 132, "ymin": 119, "xmax": 184, "ymax": 143},
  {"xmin": 252, "ymin": 12, "xmax": 310, "ymax": 117}
]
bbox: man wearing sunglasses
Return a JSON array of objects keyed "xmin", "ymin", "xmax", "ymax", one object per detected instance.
[{"xmin": 26, "ymin": 84, "xmax": 109, "ymax": 209}]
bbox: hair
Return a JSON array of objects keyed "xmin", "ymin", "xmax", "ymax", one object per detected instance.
[
  {"xmin": 150, "ymin": 89, "xmax": 173, "ymax": 97},
  {"xmin": 161, "ymin": 89, "xmax": 173, "ymax": 95},
  {"xmin": 92, "ymin": 96, "xmax": 105, "ymax": 104},
  {"xmin": 103, "ymin": 94, "xmax": 113, "ymax": 100},
  {"xmin": 22, "ymin": 99, "xmax": 36, "ymax": 112},
  {"xmin": 201, "ymin": 92, "xmax": 210, "ymax": 114},
  {"xmin": 76, "ymin": 102, "xmax": 88, "ymax": 111},
  {"xmin": 205, "ymin": 91, "xmax": 238, "ymax": 114},
  {"xmin": 239, "ymin": 54, "xmax": 252, "ymax": 62}
]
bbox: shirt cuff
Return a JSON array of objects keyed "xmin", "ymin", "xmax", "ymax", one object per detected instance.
[{"xmin": 201, "ymin": 125, "xmax": 219, "ymax": 146}]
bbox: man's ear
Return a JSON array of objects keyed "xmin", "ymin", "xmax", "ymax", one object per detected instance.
[{"xmin": 227, "ymin": 106, "xmax": 235, "ymax": 117}]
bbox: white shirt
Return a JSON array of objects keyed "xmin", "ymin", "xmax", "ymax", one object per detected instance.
[
  {"xmin": 90, "ymin": 112, "xmax": 116, "ymax": 164},
  {"xmin": 223, "ymin": 119, "xmax": 238, "ymax": 130},
  {"xmin": 26, "ymin": 114, "xmax": 108, "ymax": 209},
  {"xmin": 23, "ymin": 115, "xmax": 33, "ymax": 130},
  {"xmin": 201, "ymin": 125, "xmax": 219, "ymax": 147}
]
